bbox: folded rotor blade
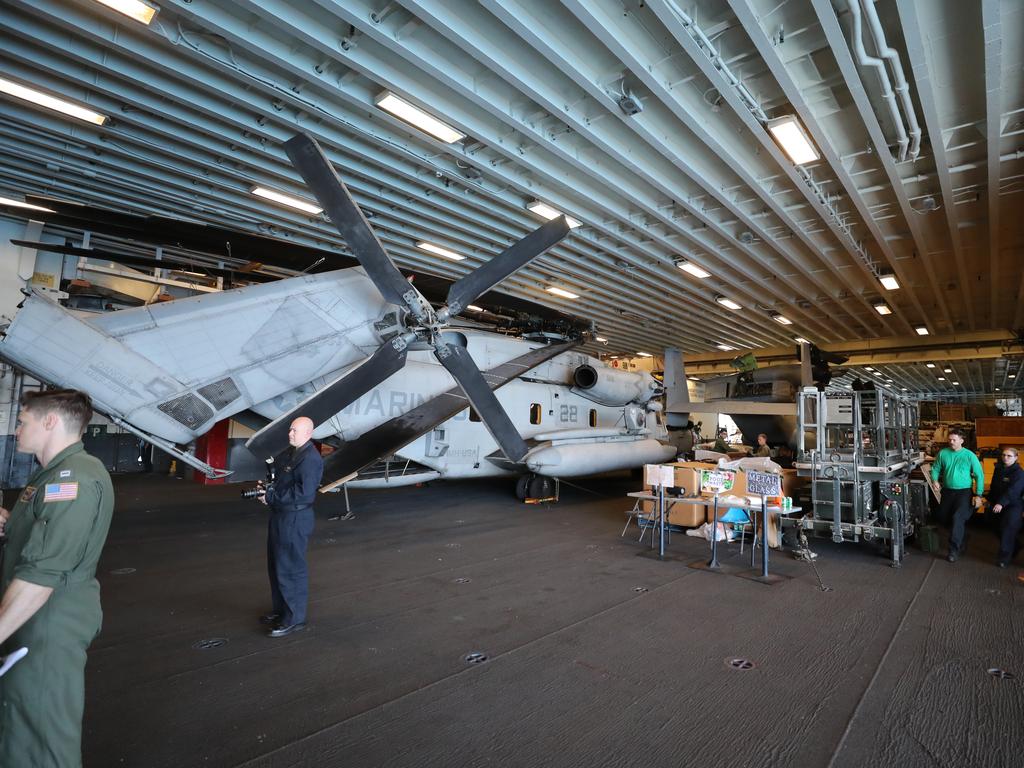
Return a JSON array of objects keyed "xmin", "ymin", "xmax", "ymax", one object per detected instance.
[
  {"xmin": 245, "ymin": 340, "xmax": 408, "ymax": 459},
  {"xmin": 11, "ymin": 241, "xmax": 276, "ymax": 284},
  {"xmin": 283, "ymin": 133, "xmax": 416, "ymax": 310},
  {"xmin": 20, "ymin": 196, "xmax": 354, "ymax": 273},
  {"xmin": 446, "ymin": 215, "xmax": 571, "ymax": 314},
  {"xmin": 436, "ymin": 343, "xmax": 529, "ymax": 462},
  {"xmin": 318, "ymin": 340, "xmax": 578, "ymax": 488}
]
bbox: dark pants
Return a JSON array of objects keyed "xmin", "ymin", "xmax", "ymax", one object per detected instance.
[
  {"xmin": 938, "ymin": 487, "xmax": 974, "ymax": 554},
  {"xmin": 998, "ymin": 506, "xmax": 1024, "ymax": 564},
  {"xmin": 267, "ymin": 507, "xmax": 315, "ymax": 626}
]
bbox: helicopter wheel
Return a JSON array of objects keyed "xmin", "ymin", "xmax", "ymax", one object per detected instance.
[{"xmin": 515, "ymin": 475, "xmax": 530, "ymax": 501}]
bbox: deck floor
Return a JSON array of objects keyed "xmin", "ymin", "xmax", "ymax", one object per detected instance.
[{"xmin": 81, "ymin": 474, "xmax": 1024, "ymax": 767}]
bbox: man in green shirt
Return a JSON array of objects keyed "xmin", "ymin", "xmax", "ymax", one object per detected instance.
[
  {"xmin": 930, "ymin": 427, "xmax": 985, "ymax": 563},
  {"xmin": 0, "ymin": 389, "xmax": 114, "ymax": 767}
]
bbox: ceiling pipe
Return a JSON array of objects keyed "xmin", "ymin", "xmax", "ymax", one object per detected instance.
[
  {"xmin": 861, "ymin": 0, "xmax": 923, "ymax": 161},
  {"xmin": 848, "ymin": 0, "xmax": 909, "ymax": 162},
  {"xmin": 665, "ymin": 1, "xmax": 768, "ymax": 122}
]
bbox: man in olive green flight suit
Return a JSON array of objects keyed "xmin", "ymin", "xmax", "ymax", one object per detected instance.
[
  {"xmin": 0, "ymin": 389, "xmax": 114, "ymax": 767},
  {"xmin": 712, "ymin": 428, "xmax": 731, "ymax": 453}
]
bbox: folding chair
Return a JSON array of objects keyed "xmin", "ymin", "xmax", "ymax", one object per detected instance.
[
  {"xmin": 621, "ymin": 498, "xmax": 644, "ymax": 539},
  {"xmin": 719, "ymin": 507, "xmax": 753, "ymax": 555}
]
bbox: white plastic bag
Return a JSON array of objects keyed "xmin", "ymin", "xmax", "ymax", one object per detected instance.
[
  {"xmin": 716, "ymin": 456, "xmax": 782, "ymax": 474},
  {"xmin": 684, "ymin": 521, "xmax": 734, "ymax": 542}
]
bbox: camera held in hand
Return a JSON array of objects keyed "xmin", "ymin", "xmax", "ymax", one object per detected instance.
[
  {"xmin": 240, "ymin": 482, "xmax": 269, "ymax": 499},
  {"xmin": 241, "ymin": 458, "xmax": 276, "ymax": 500}
]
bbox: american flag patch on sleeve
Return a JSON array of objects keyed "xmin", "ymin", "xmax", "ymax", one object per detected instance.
[{"xmin": 43, "ymin": 482, "xmax": 79, "ymax": 502}]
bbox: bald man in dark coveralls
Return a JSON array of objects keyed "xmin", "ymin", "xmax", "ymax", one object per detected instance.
[{"xmin": 258, "ymin": 416, "xmax": 323, "ymax": 637}]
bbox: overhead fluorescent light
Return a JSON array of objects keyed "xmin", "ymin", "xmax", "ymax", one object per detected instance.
[
  {"xmin": 772, "ymin": 313, "xmax": 792, "ymax": 325},
  {"xmin": 466, "ymin": 304, "xmax": 483, "ymax": 312},
  {"xmin": 688, "ymin": 377, "xmax": 700, "ymax": 382},
  {"xmin": 677, "ymin": 260, "xmax": 710, "ymax": 279},
  {"xmin": 943, "ymin": 368, "xmax": 952, "ymax": 373},
  {"xmin": 636, "ymin": 352, "xmax": 653, "ymax": 358},
  {"xmin": 873, "ymin": 302, "xmax": 892, "ymax": 315},
  {"xmin": 901, "ymin": 387, "xmax": 908, "ymax": 391},
  {"xmin": 545, "ymin": 285, "xmax": 579, "ymax": 300},
  {"xmin": 952, "ymin": 381, "xmax": 960, "ymax": 385},
  {"xmin": 251, "ymin": 186, "xmax": 323, "ymax": 215},
  {"xmin": 926, "ymin": 363, "xmax": 935, "ymax": 368},
  {"xmin": 995, "ymin": 387, "xmax": 1000, "ymax": 391},
  {"xmin": 0, "ymin": 195, "xmax": 54, "ymax": 212},
  {"xmin": 715, "ymin": 296, "xmax": 742, "ymax": 310},
  {"xmin": 938, "ymin": 376, "xmax": 945, "ymax": 381},
  {"xmin": 794, "ymin": 337, "xmax": 810, "ymax": 344},
  {"xmin": 716, "ymin": 344, "xmax": 735, "ymax": 351},
  {"xmin": 767, "ymin": 115, "xmax": 820, "ymax": 165},
  {"xmin": 915, "ymin": 326, "xmax": 929, "ymax": 336},
  {"xmin": 879, "ymin": 273, "xmax": 900, "ymax": 291},
  {"xmin": 595, "ymin": 336, "xmax": 607, "ymax": 343},
  {"xmin": 374, "ymin": 91, "xmax": 464, "ymax": 143},
  {"xmin": 0, "ymin": 77, "xmax": 108, "ymax": 125},
  {"xmin": 95, "ymin": 0, "xmax": 159, "ymax": 24},
  {"xmin": 1010, "ymin": 374, "xmax": 1017, "ymax": 379},
  {"xmin": 526, "ymin": 200, "xmax": 580, "ymax": 228},
  {"xmin": 864, "ymin": 366, "xmax": 874, "ymax": 371},
  {"xmin": 416, "ymin": 241, "xmax": 465, "ymax": 261}
]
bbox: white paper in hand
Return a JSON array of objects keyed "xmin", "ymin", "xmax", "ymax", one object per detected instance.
[{"xmin": 0, "ymin": 647, "xmax": 27, "ymax": 677}]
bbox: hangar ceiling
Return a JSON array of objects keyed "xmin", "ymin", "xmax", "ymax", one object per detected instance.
[{"xmin": 0, "ymin": 0, "xmax": 1022, "ymax": 400}]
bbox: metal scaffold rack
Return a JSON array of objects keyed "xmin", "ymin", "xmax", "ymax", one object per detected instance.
[{"xmin": 789, "ymin": 385, "xmax": 928, "ymax": 567}]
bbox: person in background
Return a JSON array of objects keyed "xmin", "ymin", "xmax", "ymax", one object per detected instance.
[
  {"xmin": 988, "ymin": 447, "xmax": 1024, "ymax": 568},
  {"xmin": 930, "ymin": 427, "xmax": 985, "ymax": 563},
  {"xmin": 713, "ymin": 428, "xmax": 730, "ymax": 453},
  {"xmin": 0, "ymin": 389, "xmax": 114, "ymax": 767},
  {"xmin": 751, "ymin": 433, "xmax": 771, "ymax": 458}
]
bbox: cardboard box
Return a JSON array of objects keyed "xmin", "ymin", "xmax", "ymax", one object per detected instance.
[
  {"xmin": 667, "ymin": 500, "xmax": 708, "ymax": 528},
  {"xmin": 637, "ymin": 463, "xmax": 804, "ymax": 532}
]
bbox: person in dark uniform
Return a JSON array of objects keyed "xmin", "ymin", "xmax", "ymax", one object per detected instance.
[
  {"xmin": 988, "ymin": 447, "xmax": 1024, "ymax": 568},
  {"xmin": 0, "ymin": 389, "xmax": 114, "ymax": 767},
  {"xmin": 258, "ymin": 416, "xmax": 323, "ymax": 638}
]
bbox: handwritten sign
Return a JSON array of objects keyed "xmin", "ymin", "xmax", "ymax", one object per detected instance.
[
  {"xmin": 699, "ymin": 469, "xmax": 736, "ymax": 494},
  {"xmin": 746, "ymin": 470, "xmax": 781, "ymax": 497},
  {"xmin": 644, "ymin": 464, "xmax": 675, "ymax": 488}
]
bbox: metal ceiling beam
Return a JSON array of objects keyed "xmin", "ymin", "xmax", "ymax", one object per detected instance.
[
  {"xmin": 410, "ymin": 5, "xmax": 844, "ymax": 343},
  {"xmin": 265, "ymin": 0, "xmax": 839, "ymax": 343},
  {"xmin": 894, "ymin": 0, "xmax": 975, "ymax": 330},
  {"xmin": 474, "ymin": 0, "xmax": 863, "ymax": 337},
  {"xmin": 974, "ymin": 0, "xmax": 1007, "ymax": 331},
  {"xmin": 980, "ymin": 0, "xmax": 1004, "ymax": 326},
  {"xmin": 727, "ymin": 0, "xmax": 932, "ymax": 332},
  {"xmin": 809, "ymin": 0, "xmax": 956, "ymax": 332},
  {"xmin": 682, "ymin": 329, "xmax": 1023, "ymax": 374},
  {"xmin": 209, "ymin": 0, "xmax": 831, "ymax": 348},
  {"xmin": 644, "ymin": 0, "xmax": 909, "ymax": 336}
]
